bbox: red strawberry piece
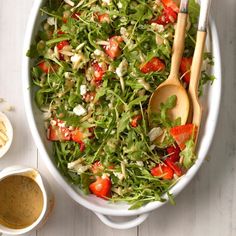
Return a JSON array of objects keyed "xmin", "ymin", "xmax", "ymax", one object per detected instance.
[
  {"xmin": 89, "ymin": 176, "xmax": 112, "ymax": 199},
  {"xmin": 180, "ymin": 57, "xmax": 193, "ymax": 84},
  {"xmin": 140, "ymin": 57, "xmax": 165, "ymax": 74},
  {"xmin": 130, "ymin": 115, "xmax": 142, "ymax": 128},
  {"xmin": 164, "ymin": 159, "xmax": 182, "ymax": 176},
  {"xmin": 170, "ymin": 124, "xmax": 198, "ymax": 150},
  {"xmin": 166, "ymin": 145, "xmax": 181, "ymax": 163},
  {"xmin": 151, "ymin": 164, "xmax": 174, "ymax": 180},
  {"xmin": 104, "ymin": 36, "xmax": 123, "ymax": 59}
]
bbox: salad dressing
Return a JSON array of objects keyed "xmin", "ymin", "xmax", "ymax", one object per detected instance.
[{"xmin": 0, "ymin": 175, "xmax": 43, "ymax": 229}]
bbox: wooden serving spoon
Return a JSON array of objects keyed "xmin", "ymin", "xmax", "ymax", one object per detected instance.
[
  {"xmin": 188, "ymin": 0, "xmax": 212, "ymax": 142},
  {"xmin": 148, "ymin": 0, "xmax": 190, "ymax": 126}
]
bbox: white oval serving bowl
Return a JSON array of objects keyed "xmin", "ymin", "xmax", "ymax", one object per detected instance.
[{"xmin": 22, "ymin": 0, "xmax": 221, "ymax": 230}]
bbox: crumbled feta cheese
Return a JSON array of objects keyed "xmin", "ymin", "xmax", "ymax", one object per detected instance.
[
  {"xmin": 148, "ymin": 127, "xmax": 163, "ymax": 142},
  {"xmin": 73, "ymin": 104, "xmax": 87, "ymax": 116},
  {"xmin": 116, "ymin": 59, "xmax": 128, "ymax": 77},
  {"xmin": 80, "ymin": 85, "xmax": 87, "ymax": 96},
  {"xmin": 117, "ymin": 1, "xmax": 123, "ymax": 8},
  {"xmin": 151, "ymin": 23, "xmax": 165, "ymax": 33},
  {"xmin": 102, "ymin": 0, "xmax": 112, "ymax": 4},
  {"xmin": 114, "ymin": 172, "xmax": 125, "ymax": 181},
  {"xmin": 64, "ymin": 0, "xmax": 75, "ymax": 6},
  {"xmin": 136, "ymin": 161, "xmax": 144, "ymax": 167},
  {"xmin": 47, "ymin": 17, "xmax": 56, "ymax": 26}
]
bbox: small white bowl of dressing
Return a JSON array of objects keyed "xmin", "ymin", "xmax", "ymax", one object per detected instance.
[{"xmin": 0, "ymin": 112, "xmax": 13, "ymax": 158}]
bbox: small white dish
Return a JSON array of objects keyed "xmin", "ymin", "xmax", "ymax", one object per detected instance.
[
  {"xmin": 0, "ymin": 166, "xmax": 54, "ymax": 235},
  {"xmin": 0, "ymin": 112, "xmax": 13, "ymax": 158}
]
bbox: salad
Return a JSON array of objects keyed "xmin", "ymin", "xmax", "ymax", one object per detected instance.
[{"xmin": 28, "ymin": 0, "xmax": 215, "ymax": 209}]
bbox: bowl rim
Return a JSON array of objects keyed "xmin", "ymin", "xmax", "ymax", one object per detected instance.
[
  {"xmin": 22, "ymin": 0, "xmax": 222, "ymax": 216},
  {"xmin": 0, "ymin": 111, "xmax": 13, "ymax": 159}
]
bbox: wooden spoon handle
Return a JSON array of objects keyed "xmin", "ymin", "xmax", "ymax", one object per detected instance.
[
  {"xmin": 189, "ymin": 31, "xmax": 206, "ymax": 128},
  {"xmin": 169, "ymin": 13, "xmax": 188, "ymax": 78}
]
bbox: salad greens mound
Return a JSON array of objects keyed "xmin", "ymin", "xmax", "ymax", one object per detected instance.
[{"xmin": 28, "ymin": 0, "xmax": 214, "ymax": 209}]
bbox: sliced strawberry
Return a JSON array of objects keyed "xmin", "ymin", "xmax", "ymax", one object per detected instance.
[
  {"xmin": 78, "ymin": 141, "xmax": 85, "ymax": 152},
  {"xmin": 89, "ymin": 176, "xmax": 112, "ymax": 199},
  {"xmin": 161, "ymin": 0, "xmax": 179, "ymax": 12},
  {"xmin": 38, "ymin": 61, "xmax": 51, "ymax": 74},
  {"xmin": 104, "ymin": 36, "xmax": 123, "ymax": 59},
  {"xmin": 151, "ymin": 6, "xmax": 177, "ymax": 26},
  {"xmin": 180, "ymin": 57, "xmax": 193, "ymax": 84},
  {"xmin": 165, "ymin": 159, "xmax": 182, "ymax": 176},
  {"xmin": 151, "ymin": 164, "xmax": 174, "ymax": 180},
  {"xmin": 47, "ymin": 120, "xmax": 71, "ymax": 141},
  {"xmin": 57, "ymin": 40, "xmax": 70, "ymax": 60},
  {"xmin": 97, "ymin": 13, "xmax": 110, "ymax": 23},
  {"xmin": 170, "ymin": 124, "xmax": 197, "ymax": 150},
  {"xmin": 140, "ymin": 57, "xmax": 165, "ymax": 74},
  {"xmin": 130, "ymin": 115, "xmax": 142, "ymax": 128},
  {"xmin": 93, "ymin": 63, "xmax": 105, "ymax": 82},
  {"xmin": 71, "ymin": 129, "xmax": 85, "ymax": 151},
  {"xmin": 57, "ymin": 40, "xmax": 69, "ymax": 50},
  {"xmin": 71, "ymin": 129, "xmax": 84, "ymax": 142},
  {"xmin": 166, "ymin": 145, "xmax": 181, "ymax": 163},
  {"xmin": 57, "ymin": 30, "xmax": 65, "ymax": 35}
]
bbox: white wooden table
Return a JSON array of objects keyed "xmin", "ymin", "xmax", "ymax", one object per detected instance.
[{"xmin": 0, "ymin": 0, "xmax": 235, "ymax": 235}]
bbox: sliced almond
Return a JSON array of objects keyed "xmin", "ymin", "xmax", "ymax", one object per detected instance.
[
  {"xmin": 0, "ymin": 130, "xmax": 8, "ymax": 142},
  {"xmin": 0, "ymin": 121, "xmax": 6, "ymax": 132},
  {"xmin": 0, "ymin": 136, "xmax": 6, "ymax": 147}
]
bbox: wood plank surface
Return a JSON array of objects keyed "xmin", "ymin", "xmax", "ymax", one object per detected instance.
[{"xmin": 0, "ymin": 0, "xmax": 235, "ymax": 235}]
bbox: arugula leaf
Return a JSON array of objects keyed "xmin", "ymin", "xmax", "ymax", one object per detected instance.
[
  {"xmin": 199, "ymin": 71, "xmax": 216, "ymax": 96},
  {"xmin": 180, "ymin": 139, "xmax": 196, "ymax": 169},
  {"xmin": 128, "ymin": 95, "xmax": 148, "ymax": 109},
  {"xmin": 150, "ymin": 95, "xmax": 181, "ymax": 128},
  {"xmin": 189, "ymin": 0, "xmax": 200, "ymax": 25},
  {"xmin": 117, "ymin": 112, "xmax": 131, "ymax": 136}
]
